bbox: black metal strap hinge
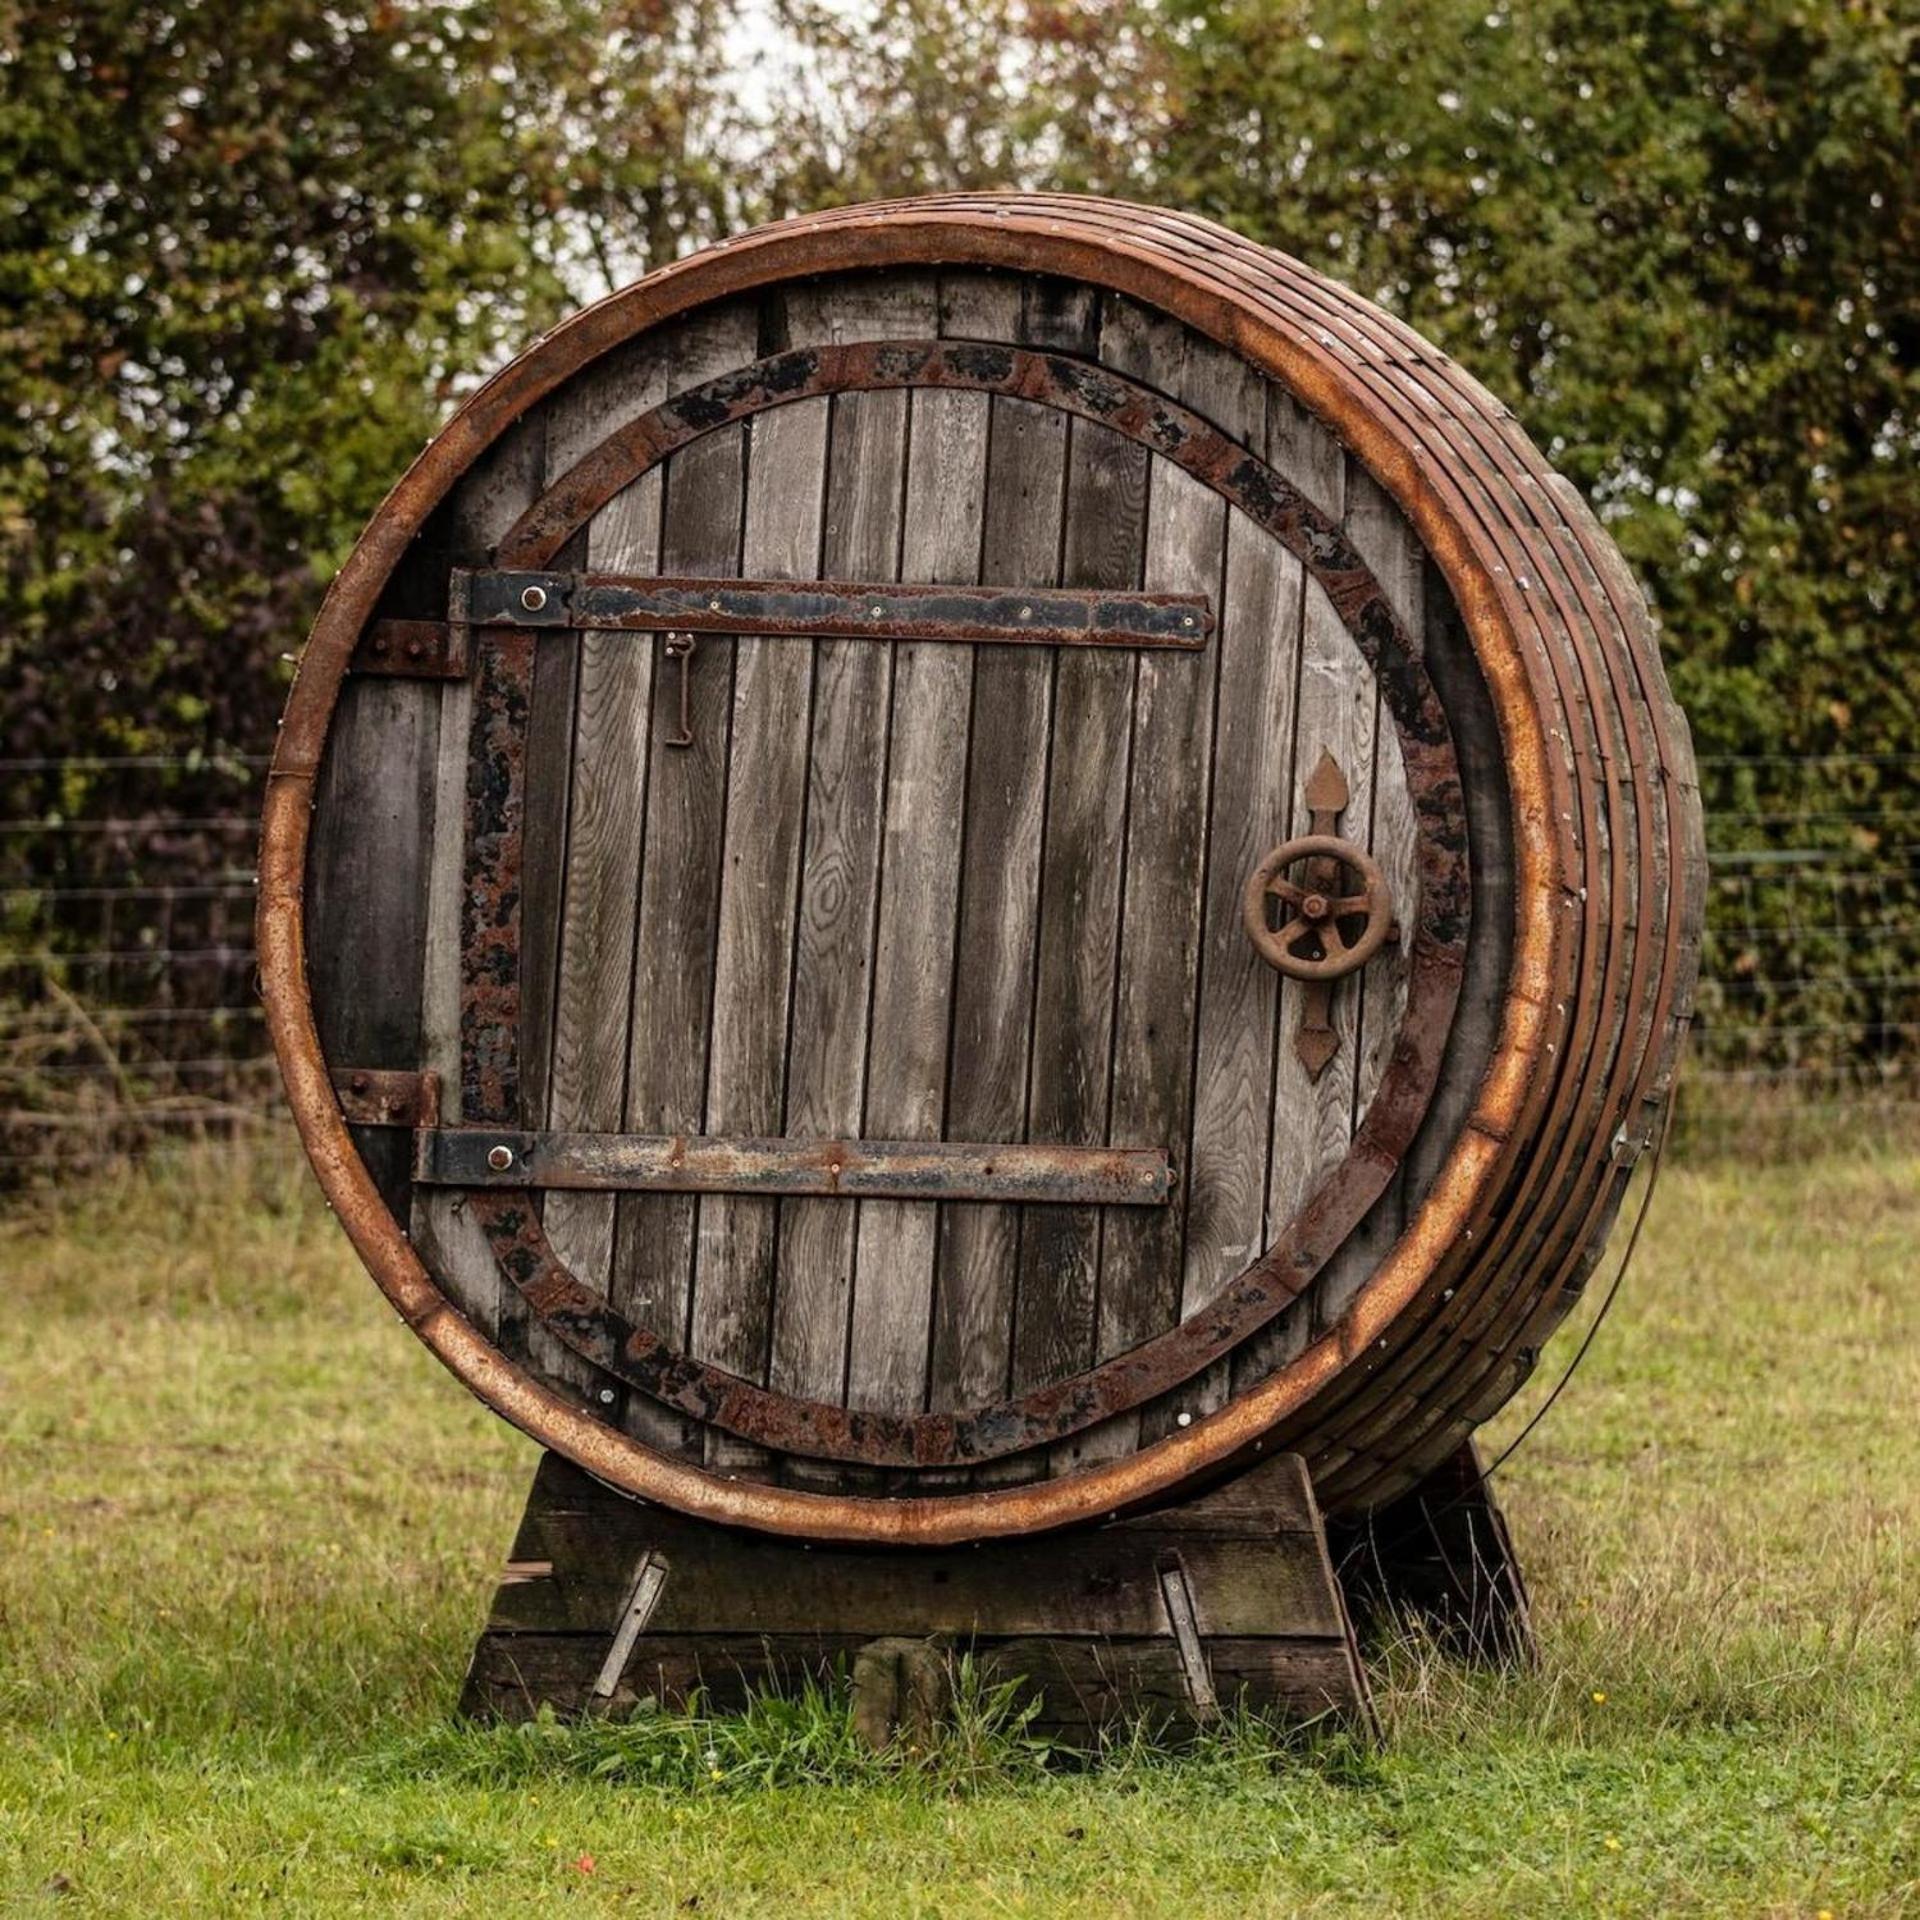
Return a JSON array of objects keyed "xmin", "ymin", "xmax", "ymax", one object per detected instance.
[{"xmin": 456, "ymin": 569, "xmax": 1213, "ymax": 649}]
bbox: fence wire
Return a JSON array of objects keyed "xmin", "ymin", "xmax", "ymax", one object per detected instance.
[{"xmin": 2, "ymin": 752, "xmax": 1915, "ymax": 1182}]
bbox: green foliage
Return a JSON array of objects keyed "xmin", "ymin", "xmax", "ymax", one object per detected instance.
[{"xmin": 0, "ymin": 0, "xmax": 737, "ymax": 775}]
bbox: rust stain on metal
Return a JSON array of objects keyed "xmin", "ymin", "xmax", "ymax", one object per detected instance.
[
  {"xmin": 333, "ymin": 1067, "xmax": 441, "ymax": 1129},
  {"xmin": 458, "ymin": 629, "xmax": 534, "ymax": 1123},
  {"xmin": 349, "ymin": 617, "xmax": 468, "ymax": 679}
]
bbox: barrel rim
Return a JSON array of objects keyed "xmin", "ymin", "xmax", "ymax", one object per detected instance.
[{"xmin": 258, "ymin": 192, "xmax": 1566, "ymax": 1544}]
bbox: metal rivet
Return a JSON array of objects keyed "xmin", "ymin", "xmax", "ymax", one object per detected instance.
[
  {"xmin": 598, "ymin": 1387, "xmax": 617, "ymax": 1405},
  {"xmin": 1019, "ymin": 605, "xmax": 1032, "ymax": 619},
  {"xmin": 520, "ymin": 584, "xmax": 547, "ymax": 613},
  {"xmin": 1181, "ymin": 615, "xmax": 1196, "ymax": 628},
  {"xmin": 709, "ymin": 599, "xmax": 722, "ymax": 612},
  {"xmin": 1175, "ymin": 1410, "xmax": 1193, "ymax": 1428},
  {"xmin": 487, "ymin": 1144, "xmax": 514, "ymax": 1171},
  {"xmin": 870, "ymin": 604, "xmax": 883, "ymax": 617}
]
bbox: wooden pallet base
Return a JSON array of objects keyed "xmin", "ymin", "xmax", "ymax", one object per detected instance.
[{"xmin": 460, "ymin": 1450, "xmax": 1376, "ymax": 1744}]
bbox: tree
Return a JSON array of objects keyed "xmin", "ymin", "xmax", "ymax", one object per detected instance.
[{"xmin": 0, "ymin": 0, "xmax": 739, "ymax": 785}]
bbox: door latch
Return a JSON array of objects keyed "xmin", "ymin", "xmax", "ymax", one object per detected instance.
[{"xmin": 663, "ymin": 631, "xmax": 696, "ymax": 749}]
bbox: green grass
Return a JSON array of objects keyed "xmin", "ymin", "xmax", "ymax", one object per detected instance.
[{"xmin": 1, "ymin": 1136, "xmax": 1915, "ymax": 1915}]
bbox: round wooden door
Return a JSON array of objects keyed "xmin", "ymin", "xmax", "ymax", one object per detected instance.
[{"xmin": 285, "ymin": 241, "xmax": 1506, "ymax": 1536}]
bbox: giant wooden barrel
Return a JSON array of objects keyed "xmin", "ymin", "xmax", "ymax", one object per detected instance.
[{"xmin": 260, "ymin": 194, "xmax": 1705, "ymax": 1543}]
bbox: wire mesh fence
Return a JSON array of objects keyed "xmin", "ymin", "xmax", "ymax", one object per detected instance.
[{"xmin": 2, "ymin": 751, "xmax": 1916, "ymax": 1188}]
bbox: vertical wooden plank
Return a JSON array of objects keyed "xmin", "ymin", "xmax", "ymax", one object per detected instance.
[
  {"xmin": 1287, "ymin": 463, "xmax": 1427, "ymax": 1339},
  {"xmin": 1160, "ymin": 510, "xmax": 1308, "ymax": 1429},
  {"xmin": 1093, "ymin": 458, "xmax": 1225, "ymax": 1390},
  {"xmin": 1267, "ymin": 579, "xmax": 1379, "ymax": 1243},
  {"xmin": 1225, "ymin": 388, "xmax": 1357, "ymax": 1395},
  {"xmin": 1265, "ymin": 383, "xmax": 1346, "ymax": 519},
  {"xmin": 845, "ymin": 382, "xmax": 988, "ymax": 1412},
  {"xmin": 1000, "ymin": 417, "xmax": 1138, "ymax": 1403},
  {"xmin": 539, "ymin": 338, "xmax": 670, "ymax": 1316},
  {"xmin": 688, "ymin": 396, "xmax": 830, "ymax": 1470},
  {"xmin": 933, "ymin": 392, "xmax": 1066, "ymax": 1405},
  {"xmin": 609, "ymin": 306, "xmax": 760, "ymax": 1439},
  {"xmin": 1070, "ymin": 299, "xmax": 1258, "ymax": 1465},
  {"xmin": 769, "ymin": 276, "xmax": 939, "ymax": 1420},
  {"xmin": 307, "ymin": 678, "xmax": 438, "ymax": 1211}
]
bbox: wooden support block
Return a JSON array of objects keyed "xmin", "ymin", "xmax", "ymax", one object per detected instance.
[
  {"xmin": 460, "ymin": 1449, "xmax": 1375, "ymax": 1743},
  {"xmin": 1329, "ymin": 1438, "xmax": 1535, "ymax": 1665}
]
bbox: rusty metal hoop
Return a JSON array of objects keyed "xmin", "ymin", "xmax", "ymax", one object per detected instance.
[{"xmin": 1242, "ymin": 835, "xmax": 1393, "ymax": 981}]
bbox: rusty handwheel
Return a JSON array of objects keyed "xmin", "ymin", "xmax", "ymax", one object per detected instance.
[{"xmin": 1242, "ymin": 833, "xmax": 1393, "ymax": 981}]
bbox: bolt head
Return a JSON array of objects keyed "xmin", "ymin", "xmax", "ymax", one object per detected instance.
[
  {"xmin": 520, "ymin": 584, "xmax": 548, "ymax": 613},
  {"xmin": 486, "ymin": 1144, "xmax": 515, "ymax": 1172}
]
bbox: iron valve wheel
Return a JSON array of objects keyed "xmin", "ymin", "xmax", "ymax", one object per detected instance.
[{"xmin": 1242, "ymin": 833, "xmax": 1393, "ymax": 981}]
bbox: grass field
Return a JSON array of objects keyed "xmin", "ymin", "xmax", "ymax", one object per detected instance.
[{"xmin": 2, "ymin": 1132, "xmax": 1915, "ymax": 1916}]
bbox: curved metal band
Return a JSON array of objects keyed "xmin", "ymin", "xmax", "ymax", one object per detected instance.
[
  {"xmin": 257, "ymin": 194, "xmax": 1588, "ymax": 1544},
  {"xmin": 455, "ymin": 340, "xmax": 1465, "ymax": 1467}
]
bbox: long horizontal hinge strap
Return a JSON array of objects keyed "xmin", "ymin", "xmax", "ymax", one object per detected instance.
[
  {"xmin": 415, "ymin": 1130, "xmax": 1173, "ymax": 1206},
  {"xmin": 455, "ymin": 570, "xmax": 1213, "ymax": 649}
]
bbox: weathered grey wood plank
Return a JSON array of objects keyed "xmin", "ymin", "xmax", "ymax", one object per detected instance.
[
  {"xmin": 928, "ymin": 395, "xmax": 1065, "ymax": 1408},
  {"xmin": 1224, "ymin": 403, "xmax": 1353, "ymax": 1396},
  {"xmin": 770, "ymin": 275, "xmax": 940, "ymax": 1419},
  {"xmin": 1341, "ymin": 463, "xmax": 1424, "ymax": 1128},
  {"xmin": 845, "ymin": 381, "xmax": 987, "ymax": 1413},
  {"xmin": 1161, "ymin": 509, "xmax": 1308, "ymax": 1432},
  {"xmin": 1265, "ymin": 382, "xmax": 1347, "ymax": 520},
  {"xmin": 1005, "ymin": 417, "xmax": 1138, "ymax": 1406},
  {"xmin": 1073, "ymin": 302, "xmax": 1261, "ymax": 1466},
  {"xmin": 609, "ymin": 307, "xmax": 759, "ymax": 1434},
  {"xmin": 688, "ymin": 396, "xmax": 830, "ymax": 1470},
  {"xmin": 1094, "ymin": 458, "xmax": 1224, "ymax": 1383},
  {"xmin": 1267, "ymin": 576, "xmax": 1379, "ymax": 1239},
  {"xmin": 539, "ymin": 340, "xmax": 669, "ymax": 1309}
]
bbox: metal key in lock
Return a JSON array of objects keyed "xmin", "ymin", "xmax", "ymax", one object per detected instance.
[{"xmin": 663, "ymin": 631, "xmax": 696, "ymax": 748}]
